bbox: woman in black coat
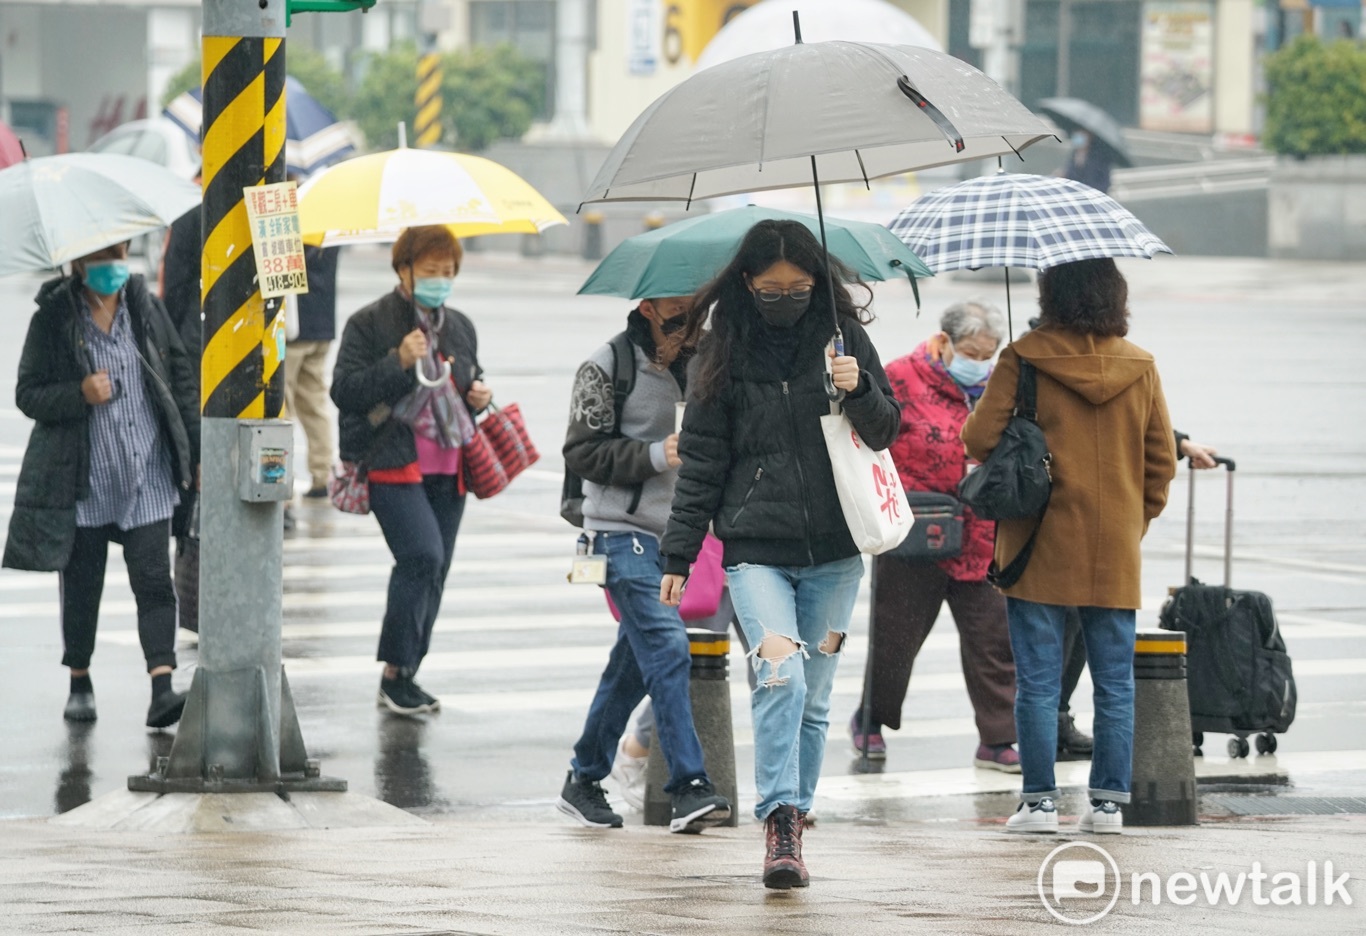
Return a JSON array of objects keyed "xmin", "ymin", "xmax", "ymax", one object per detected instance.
[
  {"xmin": 4, "ymin": 241, "xmax": 199, "ymax": 728},
  {"xmin": 330, "ymin": 226, "xmax": 492, "ymax": 716},
  {"xmin": 658, "ymin": 221, "xmax": 900, "ymax": 889}
]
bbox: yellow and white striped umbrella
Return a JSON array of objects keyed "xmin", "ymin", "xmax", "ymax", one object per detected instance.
[{"xmin": 298, "ymin": 147, "xmax": 567, "ymax": 246}]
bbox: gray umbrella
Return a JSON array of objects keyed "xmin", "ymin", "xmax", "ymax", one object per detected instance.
[
  {"xmin": 1036, "ymin": 97, "xmax": 1132, "ymax": 168},
  {"xmin": 582, "ymin": 39, "xmax": 1055, "ymax": 205}
]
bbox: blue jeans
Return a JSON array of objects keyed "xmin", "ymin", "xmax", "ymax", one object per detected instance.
[
  {"xmin": 727, "ymin": 556, "xmax": 864, "ymax": 820},
  {"xmin": 369, "ymin": 476, "xmax": 465, "ymax": 673},
  {"xmin": 571, "ymin": 532, "xmax": 708, "ymax": 793},
  {"xmin": 1007, "ymin": 598, "xmax": 1135, "ymax": 804}
]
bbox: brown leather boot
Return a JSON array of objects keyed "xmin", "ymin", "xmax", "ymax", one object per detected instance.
[{"xmin": 763, "ymin": 805, "xmax": 809, "ymax": 889}]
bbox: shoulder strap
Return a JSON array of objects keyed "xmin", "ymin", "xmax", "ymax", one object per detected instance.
[
  {"xmin": 607, "ymin": 331, "xmax": 636, "ymax": 438},
  {"xmin": 1013, "ymin": 360, "xmax": 1038, "ymax": 421}
]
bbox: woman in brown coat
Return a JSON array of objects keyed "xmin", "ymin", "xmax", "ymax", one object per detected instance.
[{"xmin": 962, "ymin": 258, "xmax": 1177, "ymax": 835}]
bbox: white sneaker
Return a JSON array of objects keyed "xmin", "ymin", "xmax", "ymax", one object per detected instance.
[
  {"xmin": 1006, "ymin": 797, "xmax": 1059, "ymax": 834},
  {"xmin": 1079, "ymin": 800, "xmax": 1124, "ymax": 834},
  {"xmin": 609, "ymin": 736, "xmax": 648, "ymax": 812}
]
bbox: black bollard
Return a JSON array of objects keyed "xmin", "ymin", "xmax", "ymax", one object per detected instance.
[
  {"xmin": 581, "ymin": 210, "xmax": 604, "ymax": 261},
  {"xmin": 1125, "ymin": 630, "xmax": 1199, "ymax": 826},
  {"xmin": 643, "ymin": 629, "xmax": 739, "ymax": 828}
]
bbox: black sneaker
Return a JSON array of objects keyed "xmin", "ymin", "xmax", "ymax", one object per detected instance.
[
  {"xmin": 669, "ymin": 777, "xmax": 731, "ymax": 833},
  {"xmin": 378, "ymin": 676, "xmax": 435, "ymax": 715},
  {"xmin": 556, "ymin": 770, "xmax": 623, "ymax": 828},
  {"xmin": 146, "ymin": 690, "xmax": 186, "ymax": 729},
  {"xmin": 410, "ymin": 679, "xmax": 441, "ymax": 712}
]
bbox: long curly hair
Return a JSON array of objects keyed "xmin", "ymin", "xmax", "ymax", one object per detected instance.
[
  {"xmin": 686, "ymin": 220, "xmax": 873, "ymax": 403},
  {"xmin": 1037, "ymin": 258, "xmax": 1130, "ymax": 337}
]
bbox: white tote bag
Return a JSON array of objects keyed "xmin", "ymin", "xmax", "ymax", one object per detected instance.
[{"xmin": 820, "ymin": 381, "xmax": 914, "ymax": 554}]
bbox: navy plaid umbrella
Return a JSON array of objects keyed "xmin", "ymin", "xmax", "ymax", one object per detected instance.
[{"xmin": 887, "ymin": 172, "xmax": 1170, "ymax": 274}]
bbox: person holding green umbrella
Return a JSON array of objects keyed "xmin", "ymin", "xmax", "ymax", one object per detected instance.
[{"xmin": 4, "ymin": 240, "xmax": 200, "ymax": 728}]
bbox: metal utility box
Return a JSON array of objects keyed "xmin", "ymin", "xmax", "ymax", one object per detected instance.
[{"xmin": 237, "ymin": 420, "xmax": 294, "ymax": 502}]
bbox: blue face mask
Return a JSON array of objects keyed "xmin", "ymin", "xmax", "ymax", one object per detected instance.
[
  {"xmin": 84, "ymin": 260, "xmax": 130, "ymax": 296},
  {"xmin": 946, "ymin": 350, "xmax": 992, "ymax": 387},
  {"xmin": 1070, "ymin": 131, "xmax": 1088, "ymax": 149},
  {"xmin": 412, "ymin": 276, "xmax": 453, "ymax": 309}
]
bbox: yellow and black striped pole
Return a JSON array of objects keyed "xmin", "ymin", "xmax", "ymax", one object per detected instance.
[
  {"xmin": 415, "ymin": 50, "xmax": 443, "ymax": 148},
  {"xmin": 201, "ymin": 33, "xmax": 286, "ymax": 418}
]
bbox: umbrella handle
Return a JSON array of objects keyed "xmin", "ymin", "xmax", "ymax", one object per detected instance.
[
  {"xmin": 825, "ymin": 333, "xmax": 846, "ymax": 403},
  {"xmin": 415, "ymin": 357, "xmax": 452, "ymax": 388}
]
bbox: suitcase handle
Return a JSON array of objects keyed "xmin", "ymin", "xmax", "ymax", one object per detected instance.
[{"xmin": 1184, "ymin": 457, "xmax": 1235, "ymax": 588}]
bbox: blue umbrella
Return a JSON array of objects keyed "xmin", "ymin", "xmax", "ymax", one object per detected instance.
[{"xmin": 163, "ymin": 76, "xmax": 359, "ymax": 176}]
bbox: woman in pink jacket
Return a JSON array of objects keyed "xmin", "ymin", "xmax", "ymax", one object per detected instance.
[{"xmin": 850, "ymin": 301, "xmax": 1019, "ymax": 772}]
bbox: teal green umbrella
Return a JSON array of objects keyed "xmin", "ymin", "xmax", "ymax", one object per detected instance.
[{"xmin": 578, "ymin": 205, "xmax": 931, "ymax": 302}]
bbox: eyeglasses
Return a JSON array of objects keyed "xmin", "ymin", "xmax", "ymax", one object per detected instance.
[{"xmin": 754, "ymin": 286, "xmax": 813, "ymax": 303}]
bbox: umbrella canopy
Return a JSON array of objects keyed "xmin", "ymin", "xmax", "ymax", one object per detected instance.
[
  {"xmin": 0, "ymin": 152, "xmax": 201, "ymax": 276},
  {"xmin": 696, "ymin": 0, "xmax": 941, "ymax": 70},
  {"xmin": 297, "ymin": 147, "xmax": 567, "ymax": 246},
  {"xmin": 0, "ymin": 121, "xmax": 23, "ymax": 170},
  {"xmin": 164, "ymin": 76, "xmax": 360, "ymax": 176},
  {"xmin": 582, "ymin": 40, "xmax": 1054, "ymax": 205},
  {"xmin": 1036, "ymin": 97, "xmax": 1132, "ymax": 168},
  {"xmin": 886, "ymin": 172, "xmax": 1170, "ymax": 273},
  {"xmin": 579, "ymin": 205, "xmax": 932, "ymax": 300}
]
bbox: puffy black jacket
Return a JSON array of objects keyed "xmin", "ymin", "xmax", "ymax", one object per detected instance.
[
  {"xmin": 4, "ymin": 274, "xmax": 200, "ymax": 572},
  {"xmin": 661, "ymin": 311, "xmax": 900, "ymax": 573},
  {"xmin": 331, "ymin": 289, "xmax": 483, "ymax": 470}
]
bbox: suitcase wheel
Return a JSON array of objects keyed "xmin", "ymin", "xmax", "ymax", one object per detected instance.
[
  {"xmin": 1227, "ymin": 737, "xmax": 1251, "ymax": 759},
  {"xmin": 1255, "ymin": 733, "xmax": 1278, "ymax": 755},
  {"xmin": 1192, "ymin": 730, "xmax": 1204, "ymax": 758}
]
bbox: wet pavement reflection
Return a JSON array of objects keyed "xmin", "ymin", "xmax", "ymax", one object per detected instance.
[
  {"xmin": 374, "ymin": 715, "xmax": 447, "ymax": 813},
  {"xmin": 54, "ymin": 722, "xmax": 94, "ymax": 815}
]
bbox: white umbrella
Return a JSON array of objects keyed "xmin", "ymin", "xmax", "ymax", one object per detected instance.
[
  {"xmin": 0, "ymin": 153, "xmax": 201, "ymax": 276},
  {"xmin": 697, "ymin": 0, "xmax": 941, "ymax": 70}
]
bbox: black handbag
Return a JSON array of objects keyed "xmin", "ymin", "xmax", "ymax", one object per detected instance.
[
  {"xmin": 957, "ymin": 360, "xmax": 1052, "ymax": 588},
  {"xmin": 887, "ymin": 492, "xmax": 965, "ymax": 562}
]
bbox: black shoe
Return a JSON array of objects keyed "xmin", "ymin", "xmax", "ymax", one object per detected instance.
[
  {"xmin": 669, "ymin": 777, "xmax": 731, "ymax": 833},
  {"xmin": 303, "ymin": 485, "xmax": 328, "ymax": 499},
  {"xmin": 1058, "ymin": 710, "xmax": 1094, "ymax": 760},
  {"xmin": 146, "ymin": 690, "xmax": 186, "ymax": 729},
  {"xmin": 556, "ymin": 770, "xmax": 623, "ymax": 828},
  {"xmin": 64, "ymin": 692, "xmax": 97, "ymax": 722},
  {"xmin": 410, "ymin": 679, "xmax": 441, "ymax": 712},
  {"xmin": 377, "ymin": 676, "xmax": 435, "ymax": 715}
]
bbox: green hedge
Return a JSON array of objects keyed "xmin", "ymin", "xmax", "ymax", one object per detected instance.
[{"xmin": 1263, "ymin": 36, "xmax": 1366, "ymax": 156}]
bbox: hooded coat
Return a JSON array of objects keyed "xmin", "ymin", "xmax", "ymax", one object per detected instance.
[{"xmin": 961, "ymin": 325, "xmax": 1176, "ymax": 609}]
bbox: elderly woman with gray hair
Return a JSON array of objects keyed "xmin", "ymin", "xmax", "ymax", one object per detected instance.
[{"xmin": 850, "ymin": 300, "xmax": 1020, "ymax": 772}]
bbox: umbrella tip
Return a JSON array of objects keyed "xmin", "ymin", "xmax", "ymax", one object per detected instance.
[
  {"xmin": 397, "ymin": 121, "xmax": 408, "ymax": 149},
  {"xmin": 792, "ymin": 10, "xmax": 803, "ymax": 43}
]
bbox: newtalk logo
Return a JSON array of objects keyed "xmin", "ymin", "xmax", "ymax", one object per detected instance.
[{"xmin": 1038, "ymin": 842, "xmax": 1355, "ymax": 925}]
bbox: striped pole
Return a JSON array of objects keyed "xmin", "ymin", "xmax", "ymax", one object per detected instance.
[
  {"xmin": 201, "ymin": 33, "xmax": 287, "ymax": 418},
  {"xmin": 130, "ymin": 0, "xmax": 342, "ymax": 795},
  {"xmin": 415, "ymin": 51, "xmax": 443, "ymax": 148}
]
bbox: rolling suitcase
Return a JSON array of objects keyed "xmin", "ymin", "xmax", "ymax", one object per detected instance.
[{"xmin": 1158, "ymin": 457, "xmax": 1296, "ymax": 758}]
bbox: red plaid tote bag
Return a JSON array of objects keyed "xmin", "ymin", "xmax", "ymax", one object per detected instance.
[{"xmin": 462, "ymin": 403, "xmax": 540, "ymax": 499}]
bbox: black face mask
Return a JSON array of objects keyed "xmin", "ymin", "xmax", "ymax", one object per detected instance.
[
  {"xmin": 658, "ymin": 314, "xmax": 688, "ymax": 336},
  {"xmin": 754, "ymin": 293, "xmax": 811, "ymax": 328}
]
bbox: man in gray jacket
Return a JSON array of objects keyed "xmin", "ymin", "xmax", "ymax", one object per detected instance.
[{"xmin": 556, "ymin": 298, "xmax": 731, "ymax": 834}]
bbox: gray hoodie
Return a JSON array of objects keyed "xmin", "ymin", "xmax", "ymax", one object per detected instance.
[{"xmin": 563, "ymin": 318, "xmax": 686, "ymax": 539}]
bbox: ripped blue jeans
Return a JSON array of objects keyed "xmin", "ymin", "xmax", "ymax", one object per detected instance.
[{"xmin": 726, "ymin": 556, "xmax": 864, "ymax": 820}]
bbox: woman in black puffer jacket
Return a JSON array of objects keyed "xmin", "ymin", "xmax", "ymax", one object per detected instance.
[{"xmin": 659, "ymin": 221, "xmax": 900, "ymax": 889}]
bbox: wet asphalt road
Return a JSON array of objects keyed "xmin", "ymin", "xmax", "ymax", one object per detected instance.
[{"xmin": 1, "ymin": 249, "xmax": 1364, "ymax": 823}]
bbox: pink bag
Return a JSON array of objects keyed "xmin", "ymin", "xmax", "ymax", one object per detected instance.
[{"xmin": 606, "ymin": 534, "xmax": 725, "ymax": 622}]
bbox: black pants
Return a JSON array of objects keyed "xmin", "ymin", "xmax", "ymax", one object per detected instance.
[
  {"xmin": 368, "ymin": 475, "xmax": 466, "ymax": 672},
  {"xmin": 60, "ymin": 520, "xmax": 177, "ymax": 672},
  {"xmin": 1060, "ymin": 607, "xmax": 1087, "ymax": 711}
]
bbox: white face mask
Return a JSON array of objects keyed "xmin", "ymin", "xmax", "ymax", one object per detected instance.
[{"xmin": 946, "ymin": 349, "xmax": 992, "ymax": 386}]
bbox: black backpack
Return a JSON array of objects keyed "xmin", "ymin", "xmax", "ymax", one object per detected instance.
[
  {"xmin": 560, "ymin": 332, "xmax": 638, "ymax": 527},
  {"xmin": 957, "ymin": 360, "xmax": 1052, "ymax": 588}
]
